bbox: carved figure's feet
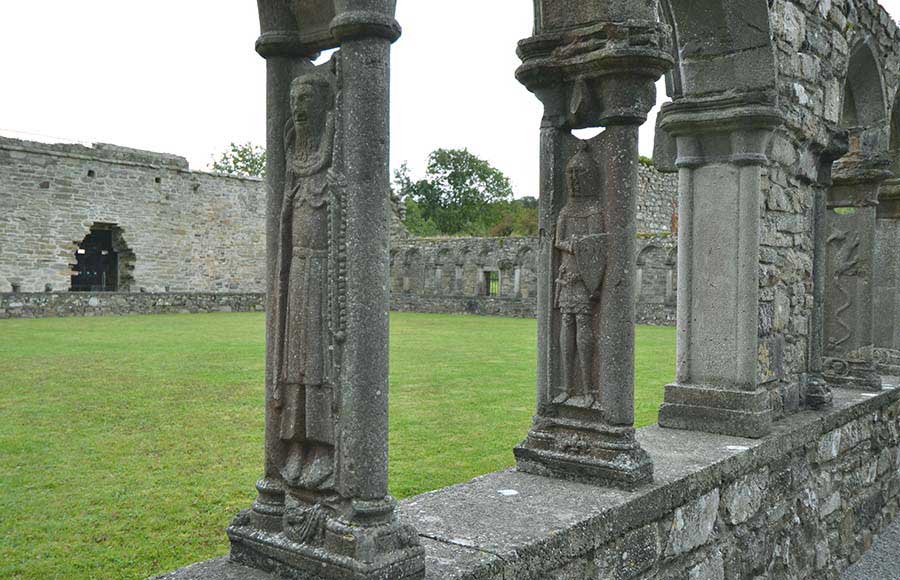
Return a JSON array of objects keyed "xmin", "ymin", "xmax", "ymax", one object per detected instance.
[{"xmin": 300, "ymin": 447, "xmax": 334, "ymax": 489}]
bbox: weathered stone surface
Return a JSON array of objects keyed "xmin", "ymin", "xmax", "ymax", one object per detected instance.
[
  {"xmin": 0, "ymin": 137, "xmax": 266, "ymax": 295},
  {"xmin": 722, "ymin": 471, "xmax": 768, "ymax": 525},
  {"xmin": 665, "ymin": 489, "xmax": 719, "ymax": 556},
  {"xmin": 513, "ymin": 0, "xmax": 671, "ymax": 489},
  {"xmin": 390, "ymin": 233, "xmax": 676, "ymax": 325},
  {"xmin": 0, "ymin": 291, "xmax": 264, "ymax": 318},
  {"xmin": 223, "ymin": 3, "xmax": 424, "ymax": 579}
]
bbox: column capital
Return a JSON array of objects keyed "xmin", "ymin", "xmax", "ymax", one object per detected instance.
[
  {"xmin": 517, "ymin": 21, "xmax": 672, "ymax": 126},
  {"xmin": 330, "ymin": 10, "xmax": 401, "ymax": 43},
  {"xmin": 658, "ymin": 93, "xmax": 784, "ymax": 168},
  {"xmin": 831, "ymin": 154, "xmax": 892, "ymax": 207},
  {"xmin": 878, "ymin": 178, "xmax": 900, "ymax": 219}
]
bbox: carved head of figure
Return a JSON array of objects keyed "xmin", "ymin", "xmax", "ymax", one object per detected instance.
[
  {"xmin": 290, "ymin": 68, "xmax": 334, "ymax": 138},
  {"xmin": 565, "ymin": 141, "xmax": 600, "ymax": 200}
]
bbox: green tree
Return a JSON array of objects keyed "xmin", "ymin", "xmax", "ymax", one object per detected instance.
[
  {"xmin": 210, "ymin": 142, "xmax": 266, "ymax": 178},
  {"xmin": 394, "ymin": 149, "xmax": 514, "ymax": 236}
]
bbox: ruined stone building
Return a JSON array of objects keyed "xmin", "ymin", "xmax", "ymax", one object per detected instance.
[
  {"xmin": 0, "ymin": 135, "xmax": 678, "ymax": 321},
  {"xmin": 390, "ymin": 164, "xmax": 678, "ymax": 324},
  {"xmin": 0, "ymin": 137, "xmax": 268, "ymax": 316}
]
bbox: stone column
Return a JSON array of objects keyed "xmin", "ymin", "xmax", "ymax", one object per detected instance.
[
  {"xmin": 821, "ymin": 154, "xmax": 890, "ymax": 391},
  {"xmin": 227, "ymin": 2, "xmax": 425, "ymax": 579},
  {"xmin": 512, "ymin": 1, "xmax": 672, "ymax": 489},
  {"xmin": 656, "ymin": 96, "xmax": 783, "ymax": 439},
  {"xmin": 874, "ymin": 179, "xmax": 900, "ymax": 376},
  {"xmin": 805, "ymin": 135, "xmax": 848, "ymax": 410}
]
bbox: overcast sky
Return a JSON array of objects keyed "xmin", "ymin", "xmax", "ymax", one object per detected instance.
[{"xmin": 1, "ymin": 2, "xmax": 899, "ymax": 198}]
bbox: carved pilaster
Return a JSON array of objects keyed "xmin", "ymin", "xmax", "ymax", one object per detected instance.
[
  {"xmin": 822, "ymin": 154, "xmax": 891, "ymax": 391},
  {"xmin": 874, "ymin": 178, "xmax": 900, "ymax": 376},
  {"xmin": 228, "ymin": 2, "xmax": 424, "ymax": 579},
  {"xmin": 806, "ymin": 132, "xmax": 847, "ymax": 410},
  {"xmin": 513, "ymin": 1, "xmax": 672, "ymax": 489},
  {"xmin": 656, "ymin": 93, "xmax": 783, "ymax": 439}
]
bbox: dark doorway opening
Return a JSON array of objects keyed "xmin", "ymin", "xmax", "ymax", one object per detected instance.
[{"xmin": 70, "ymin": 224, "xmax": 135, "ymax": 292}]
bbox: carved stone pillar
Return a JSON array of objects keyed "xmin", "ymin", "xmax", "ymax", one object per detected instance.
[
  {"xmin": 805, "ymin": 135, "xmax": 848, "ymax": 410},
  {"xmin": 822, "ymin": 154, "xmax": 890, "ymax": 391},
  {"xmin": 874, "ymin": 178, "xmax": 900, "ymax": 376},
  {"xmin": 227, "ymin": 2, "xmax": 425, "ymax": 579},
  {"xmin": 656, "ymin": 95, "xmax": 783, "ymax": 439},
  {"xmin": 512, "ymin": 1, "xmax": 672, "ymax": 489}
]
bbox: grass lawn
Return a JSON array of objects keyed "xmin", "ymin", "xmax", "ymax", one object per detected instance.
[{"xmin": 0, "ymin": 312, "xmax": 674, "ymax": 579}]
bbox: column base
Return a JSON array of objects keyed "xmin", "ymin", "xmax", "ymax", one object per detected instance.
[
  {"xmin": 227, "ymin": 508, "xmax": 424, "ymax": 580},
  {"xmin": 803, "ymin": 374, "xmax": 834, "ymax": 410},
  {"xmin": 658, "ymin": 383, "xmax": 773, "ymax": 439},
  {"xmin": 824, "ymin": 357, "xmax": 881, "ymax": 391},
  {"xmin": 514, "ymin": 417, "xmax": 653, "ymax": 490}
]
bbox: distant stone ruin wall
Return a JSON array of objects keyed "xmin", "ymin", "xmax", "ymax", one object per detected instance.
[
  {"xmin": 0, "ymin": 291, "xmax": 265, "ymax": 319},
  {"xmin": 390, "ymin": 235, "xmax": 676, "ymax": 324},
  {"xmin": 636, "ymin": 162, "xmax": 678, "ymax": 234},
  {"xmin": 0, "ymin": 137, "xmax": 267, "ymax": 294}
]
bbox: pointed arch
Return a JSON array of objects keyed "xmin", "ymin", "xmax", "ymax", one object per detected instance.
[{"xmin": 658, "ymin": 0, "xmax": 775, "ymax": 98}]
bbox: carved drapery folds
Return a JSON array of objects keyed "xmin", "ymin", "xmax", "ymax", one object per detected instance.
[
  {"xmin": 513, "ymin": 1, "xmax": 672, "ymax": 489},
  {"xmin": 227, "ymin": 2, "xmax": 424, "ymax": 579}
]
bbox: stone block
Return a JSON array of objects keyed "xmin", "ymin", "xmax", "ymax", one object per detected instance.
[
  {"xmin": 665, "ymin": 489, "xmax": 720, "ymax": 557},
  {"xmin": 723, "ymin": 471, "xmax": 768, "ymax": 525}
]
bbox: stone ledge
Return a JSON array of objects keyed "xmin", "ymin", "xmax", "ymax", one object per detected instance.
[{"xmin": 150, "ymin": 385, "xmax": 900, "ymax": 579}]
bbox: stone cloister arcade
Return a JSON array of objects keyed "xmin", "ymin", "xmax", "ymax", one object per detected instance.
[{"xmin": 156, "ymin": 2, "xmax": 900, "ymax": 579}]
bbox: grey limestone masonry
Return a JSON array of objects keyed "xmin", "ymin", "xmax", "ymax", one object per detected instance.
[
  {"xmin": 0, "ymin": 134, "xmax": 676, "ymax": 322},
  {"xmin": 0, "ymin": 292, "xmax": 264, "ymax": 319},
  {"xmin": 390, "ymin": 235, "xmax": 676, "ymax": 323},
  {"xmin": 0, "ymin": 137, "xmax": 267, "ymax": 294},
  {"xmin": 390, "ymin": 165, "xmax": 678, "ymax": 325}
]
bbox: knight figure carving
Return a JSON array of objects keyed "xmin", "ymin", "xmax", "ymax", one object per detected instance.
[{"xmin": 555, "ymin": 142, "xmax": 607, "ymax": 406}]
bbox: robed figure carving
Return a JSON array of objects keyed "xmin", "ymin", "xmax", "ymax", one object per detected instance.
[
  {"xmin": 275, "ymin": 60, "xmax": 341, "ymax": 493},
  {"xmin": 555, "ymin": 142, "xmax": 607, "ymax": 405}
]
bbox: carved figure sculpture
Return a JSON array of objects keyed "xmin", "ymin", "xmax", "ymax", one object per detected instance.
[
  {"xmin": 277, "ymin": 62, "xmax": 338, "ymax": 491},
  {"xmin": 555, "ymin": 142, "xmax": 606, "ymax": 404}
]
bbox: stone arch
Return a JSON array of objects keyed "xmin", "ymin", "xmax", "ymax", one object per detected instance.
[
  {"xmin": 840, "ymin": 39, "xmax": 888, "ymax": 154},
  {"xmin": 401, "ymin": 248, "xmax": 421, "ymax": 294},
  {"xmin": 659, "ymin": 0, "xmax": 776, "ymax": 98}
]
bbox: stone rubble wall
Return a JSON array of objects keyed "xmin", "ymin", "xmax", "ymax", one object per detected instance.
[
  {"xmin": 636, "ymin": 162, "xmax": 678, "ymax": 235},
  {"xmin": 389, "ymin": 235, "xmax": 676, "ymax": 325},
  {"xmin": 0, "ymin": 137, "xmax": 677, "ymax": 321},
  {"xmin": 0, "ymin": 291, "xmax": 265, "ymax": 319},
  {"xmin": 403, "ymin": 388, "xmax": 900, "ymax": 580},
  {"xmin": 0, "ymin": 137, "xmax": 267, "ymax": 294},
  {"xmin": 747, "ymin": 0, "xmax": 900, "ymax": 416}
]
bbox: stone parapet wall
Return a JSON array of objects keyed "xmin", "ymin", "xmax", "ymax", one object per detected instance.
[
  {"xmin": 0, "ymin": 292, "xmax": 265, "ymax": 319},
  {"xmin": 153, "ymin": 387, "xmax": 900, "ymax": 580},
  {"xmin": 0, "ymin": 137, "xmax": 267, "ymax": 294},
  {"xmin": 403, "ymin": 387, "xmax": 900, "ymax": 580}
]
